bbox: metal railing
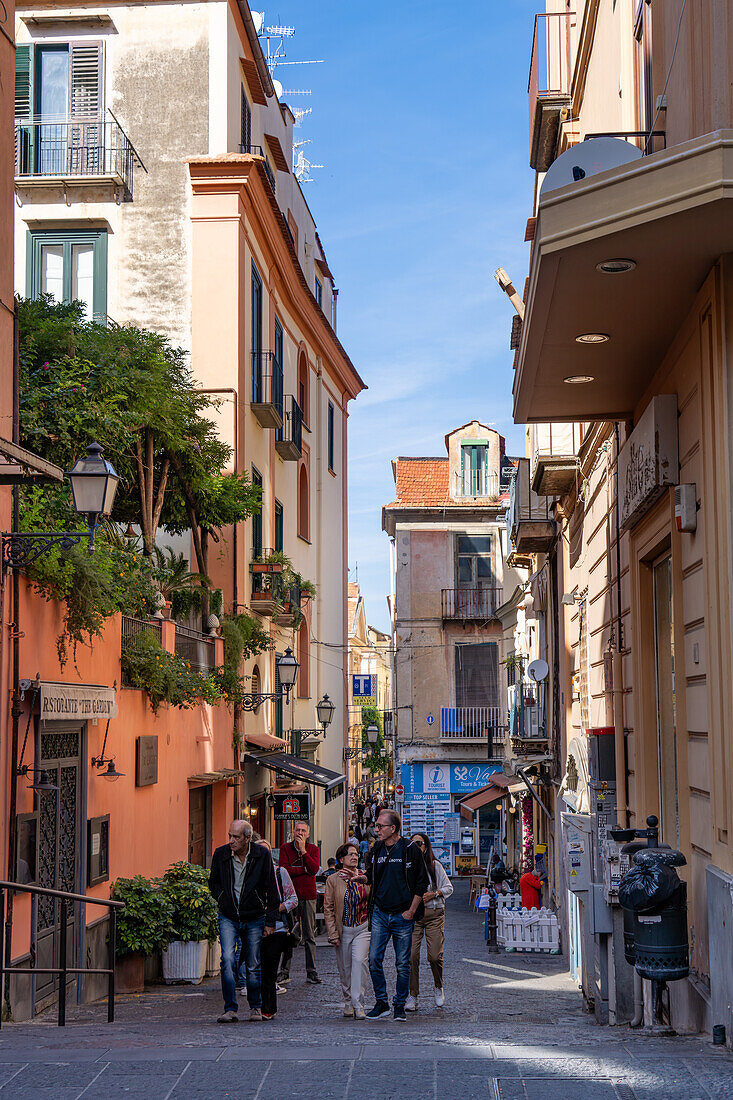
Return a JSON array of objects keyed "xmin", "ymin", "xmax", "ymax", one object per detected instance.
[
  {"xmin": 586, "ymin": 130, "xmax": 667, "ymax": 155},
  {"xmin": 275, "ymin": 394, "xmax": 303, "ymax": 456},
  {"xmin": 174, "ymin": 623, "xmax": 215, "ymax": 672},
  {"xmin": 528, "ymin": 11, "xmax": 574, "ymax": 134},
  {"xmin": 440, "ymin": 706, "xmax": 503, "ymax": 745},
  {"xmin": 455, "ymin": 468, "xmax": 499, "ymax": 499},
  {"xmin": 442, "ymin": 587, "xmax": 502, "ymax": 620},
  {"xmin": 251, "ymin": 351, "xmax": 284, "ymax": 412},
  {"xmin": 121, "ymin": 615, "xmax": 162, "ymax": 686},
  {"xmin": 263, "ymin": 157, "xmax": 277, "ymax": 194},
  {"xmin": 239, "ymin": 143, "xmax": 265, "ymax": 156},
  {"xmin": 15, "ymin": 111, "xmax": 144, "ymax": 201},
  {"xmin": 0, "ymin": 879, "xmax": 124, "ymax": 1027}
]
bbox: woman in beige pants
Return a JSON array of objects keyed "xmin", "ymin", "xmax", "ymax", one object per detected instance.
[
  {"xmin": 405, "ymin": 832, "xmax": 453, "ymax": 1011},
  {"xmin": 324, "ymin": 842, "xmax": 370, "ymax": 1019}
]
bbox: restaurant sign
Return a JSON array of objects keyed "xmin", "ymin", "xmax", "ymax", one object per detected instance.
[
  {"xmin": 273, "ymin": 792, "xmax": 310, "ymax": 821},
  {"xmin": 40, "ymin": 681, "xmax": 118, "ymax": 721},
  {"xmin": 618, "ymin": 395, "xmax": 678, "ymax": 530}
]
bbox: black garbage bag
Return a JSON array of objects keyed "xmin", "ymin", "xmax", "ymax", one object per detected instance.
[{"xmin": 618, "ymin": 861, "xmax": 680, "ymax": 912}]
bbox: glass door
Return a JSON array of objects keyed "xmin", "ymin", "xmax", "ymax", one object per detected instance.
[
  {"xmin": 36, "ymin": 46, "xmax": 69, "ymax": 175},
  {"xmin": 653, "ymin": 554, "xmax": 679, "ymax": 847}
]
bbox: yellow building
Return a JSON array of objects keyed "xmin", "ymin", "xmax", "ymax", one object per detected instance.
[{"xmin": 346, "ymin": 582, "xmax": 394, "ymax": 814}]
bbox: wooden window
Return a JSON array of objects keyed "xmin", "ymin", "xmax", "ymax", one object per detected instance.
[
  {"xmin": 298, "ymin": 462, "xmax": 309, "ymax": 540},
  {"xmin": 27, "ymin": 228, "xmax": 107, "ymax": 322},
  {"xmin": 298, "ymin": 350, "xmax": 309, "ymax": 428},
  {"xmin": 328, "ymin": 401, "xmax": 335, "ymax": 472},
  {"xmin": 274, "ymin": 499, "xmax": 284, "ymax": 553},
  {"xmin": 287, "ymin": 211, "xmax": 298, "ymax": 255},
  {"xmin": 297, "ymin": 618, "xmax": 310, "ymax": 698},
  {"xmin": 455, "ymin": 643, "xmax": 499, "ymax": 708},
  {"xmin": 240, "ymin": 85, "xmax": 251, "ymax": 152},
  {"xmin": 15, "ymin": 42, "xmax": 103, "ymax": 121},
  {"xmin": 252, "ymin": 466, "xmax": 263, "ymax": 557}
]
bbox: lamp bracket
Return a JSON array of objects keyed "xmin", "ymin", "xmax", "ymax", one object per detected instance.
[
  {"xmin": 1, "ymin": 531, "xmax": 90, "ymax": 570},
  {"xmin": 240, "ymin": 690, "xmax": 287, "ymax": 713}
]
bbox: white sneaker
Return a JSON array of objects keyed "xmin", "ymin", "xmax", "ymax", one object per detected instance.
[
  {"xmin": 343, "ymin": 1003, "xmax": 354, "ymax": 1017},
  {"xmin": 434, "ymin": 987, "xmax": 445, "ymax": 1007},
  {"xmin": 405, "ymin": 995, "xmax": 418, "ymax": 1012},
  {"xmin": 354, "ymin": 1005, "xmax": 366, "ymax": 1020}
]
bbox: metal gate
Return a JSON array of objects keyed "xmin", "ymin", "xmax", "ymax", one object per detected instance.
[{"xmin": 36, "ymin": 726, "xmax": 82, "ymax": 1007}]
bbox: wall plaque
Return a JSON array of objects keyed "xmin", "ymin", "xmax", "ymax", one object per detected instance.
[
  {"xmin": 618, "ymin": 395, "xmax": 678, "ymax": 530},
  {"xmin": 87, "ymin": 814, "xmax": 110, "ymax": 886},
  {"xmin": 136, "ymin": 735, "xmax": 158, "ymax": 787}
]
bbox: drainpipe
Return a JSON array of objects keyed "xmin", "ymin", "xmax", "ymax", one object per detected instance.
[{"xmin": 612, "ymin": 423, "xmax": 628, "ymax": 826}]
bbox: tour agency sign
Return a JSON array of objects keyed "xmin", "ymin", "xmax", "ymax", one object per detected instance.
[
  {"xmin": 618, "ymin": 394, "xmax": 678, "ymax": 531},
  {"xmin": 273, "ymin": 792, "xmax": 310, "ymax": 822},
  {"xmin": 40, "ymin": 681, "xmax": 118, "ymax": 721}
]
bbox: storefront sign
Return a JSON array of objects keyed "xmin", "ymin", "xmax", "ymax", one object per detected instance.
[
  {"xmin": 401, "ymin": 762, "xmax": 503, "ymax": 795},
  {"xmin": 136, "ymin": 736, "xmax": 158, "ymax": 787},
  {"xmin": 40, "ymin": 681, "xmax": 117, "ymax": 721},
  {"xmin": 273, "ymin": 792, "xmax": 310, "ymax": 821},
  {"xmin": 618, "ymin": 395, "xmax": 678, "ymax": 530}
]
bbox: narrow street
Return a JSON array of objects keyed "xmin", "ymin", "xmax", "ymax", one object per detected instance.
[{"xmin": 0, "ymin": 883, "xmax": 730, "ymax": 1099}]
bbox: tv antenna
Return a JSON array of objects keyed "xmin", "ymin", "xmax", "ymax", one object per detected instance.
[
  {"xmin": 294, "ymin": 142, "xmax": 323, "ymax": 183},
  {"xmin": 293, "ymin": 107, "xmax": 312, "ymax": 128}
]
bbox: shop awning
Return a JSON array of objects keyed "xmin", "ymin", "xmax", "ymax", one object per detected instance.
[
  {"xmin": 245, "ymin": 731, "xmax": 287, "ymax": 749},
  {"xmin": 457, "ymin": 776, "xmax": 528, "ymax": 816},
  {"xmin": 244, "ymin": 751, "xmax": 346, "ymax": 793},
  {"xmin": 188, "ymin": 769, "xmax": 245, "ymax": 785}
]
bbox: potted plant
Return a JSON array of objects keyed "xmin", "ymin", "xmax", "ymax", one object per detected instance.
[
  {"xmin": 250, "ymin": 549, "xmax": 287, "ymax": 574},
  {"xmin": 110, "ymin": 875, "xmax": 174, "ymax": 993},
  {"xmin": 159, "ymin": 862, "xmax": 219, "ymax": 984}
]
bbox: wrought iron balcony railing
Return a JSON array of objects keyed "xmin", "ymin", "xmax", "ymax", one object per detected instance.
[
  {"xmin": 251, "ymin": 351, "xmax": 284, "ymax": 429},
  {"xmin": 440, "ymin": 706, "xmax": 503, "ymax": 747},
  {"xmin": 275, "ymin": 394, "xmax": 303, "ymax": 460},
  {"xmin": 15, "ymin": 111, "xmax": 145, "ymax": 201},
  {"xmin": 174, "ymin": 623, "xmax": 215, "ymax": 673},
  {"xmin": 441, "ymin": 587, "xmax": 502, "ymax": 621}
]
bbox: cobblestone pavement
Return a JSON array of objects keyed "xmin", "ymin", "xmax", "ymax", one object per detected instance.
[{"xmin": 0, "ymin": 882, "xmax": 731, "ymax": 1098}]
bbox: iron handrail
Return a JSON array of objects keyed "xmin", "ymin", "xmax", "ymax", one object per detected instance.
[{"xmin": 0, "ymin": 878, "xmax": 123, "ymax": 1028}]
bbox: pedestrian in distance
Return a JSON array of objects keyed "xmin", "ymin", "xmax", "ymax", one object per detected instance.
[
  {"xmin": 324, "ymin": 857, "xmax": 338, "ymax": 878},
  {"xmin": 405, "ymin": 832, "xmax": 453, "ymax": 1011},
  {"xmin": 278, "ymin": 821, "xmax": 322, "ymax": 984},
  {"xmin": 358, "ymin": 834, "xmax": 370, "ymax": 869},
  {"xmin": 324, "ymin": 842, "xmax": 371, "ymax": 1019},
  {"xmin": 365, "ymin": 808, "xmax": 429, "ymax": 1021},
  {"xmin": 520, "ymin": 857, "xmax": 547, "ymax": 910},
  {"xmin": 208, "ymin": 819, "xmax": 279, "ymax": 1023},
  {"xmin": 256, "ymin": 840, "xmax": 298, "ymax": 1020}
]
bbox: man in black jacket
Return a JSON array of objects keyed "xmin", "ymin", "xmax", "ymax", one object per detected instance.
[
  {"xmin": 365, "ymin": 808, "xmax": 429, "ymax": 1021},
  {"xmin": 209, "ymin": 819, "xmax": 278, "ymax": 1022}
]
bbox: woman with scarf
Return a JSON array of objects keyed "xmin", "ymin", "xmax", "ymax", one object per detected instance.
[{"xmin": 324, "ymin": 842, "xmax": 370, "ymax": 1019}]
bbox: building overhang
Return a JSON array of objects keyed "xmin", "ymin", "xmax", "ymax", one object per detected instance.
[{"xmin": 514, "ymin": 130, "xmax": 733, "ymax": 422}]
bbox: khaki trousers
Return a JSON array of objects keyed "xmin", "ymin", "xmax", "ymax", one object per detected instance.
[{"xmin": 409, "ymin": 908, "xmax": 445, "ymax": 996}]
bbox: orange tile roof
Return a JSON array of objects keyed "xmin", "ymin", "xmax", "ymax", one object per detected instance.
[{"xmin": 387, "ymin": 457, "xmax": 450, "ymax": 507}]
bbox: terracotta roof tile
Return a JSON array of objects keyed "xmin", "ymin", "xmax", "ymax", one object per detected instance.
[{"xmin": 387, "ymin": 458, "xmax": 450, "ymax": 507}]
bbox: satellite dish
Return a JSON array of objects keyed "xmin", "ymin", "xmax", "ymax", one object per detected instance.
[
  {"xmin": 527, "ymin": 658, "xmax": 549, "ymax": 683},
  {"xmin": 540, "ymin": 138, "xmax": 642, "ymax": 197},
  {"xmin": 273, "ymin": 78, "xmax": 283, "ymax": 99},
  {"xmin": 251, "ymin": 10, "xmax": 264, "ymax": 34}
]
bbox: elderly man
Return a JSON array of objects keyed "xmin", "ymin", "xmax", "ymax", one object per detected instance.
[
  {"xmin": 209, "ymin": 819, "xmax": 279, "ymax": 1023},
  {"xmin": 278, "ymin": 820, "xmax": 322, "ymax": 984}
]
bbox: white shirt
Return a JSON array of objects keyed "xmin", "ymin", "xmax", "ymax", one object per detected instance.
[
  {"xmin": 425, "ymin": 861, "xmax": 454, "ymax": 910},
  {"xmin": 232, "ymin": 850, "xmax": 249, "ymax": 904}
]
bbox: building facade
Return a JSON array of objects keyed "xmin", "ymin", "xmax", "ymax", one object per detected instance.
[
  {"xmin": 509, "ymin": 0, "xmax": 733, "ymax": 1038},
  {"xmin": 383, "ymin": 421, "xmax": 526, "ymax": 873},
  {"xmin": 346, "ymin": 581, "xmax": 394, "ymax": 812},
  {"xmin": 12, "ymin": 0, "xmax": 364, "ymax": 866}
]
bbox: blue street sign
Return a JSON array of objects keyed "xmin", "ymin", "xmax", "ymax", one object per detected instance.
[{"xmin": 426, "ymin": 714, "xmax": 435, "ymax": 725}]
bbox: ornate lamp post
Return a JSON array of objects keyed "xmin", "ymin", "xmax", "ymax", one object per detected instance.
[
  {"xmin": 240, "ymin": 647, "xmax": 299, "ymax": 711},
  {"xmin": 316, "ymin": 693, "xmax": 335, "ymax": 732}
]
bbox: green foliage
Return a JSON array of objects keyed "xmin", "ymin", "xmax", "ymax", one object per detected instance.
[
  {"xmin": 216, "ymin": 612, "xmax": 273, "ymax": 710},
  {"xmin": 160, "ymin": 862, "xmax": 219, "ymax": 944},
  {"xmin": 110, "ymin": 875, "xmax": 174, "ymax": 958},
  {"xmin": 121, "ymin": 632, "xmax": 223, "ymax": 714},
  {"xmin": 152, "ymin": 546, "xmax": 209, "ymax": 621},
  {"xmin": 361, "ymin": 704, "xmax": 386, "ymax": 774}
]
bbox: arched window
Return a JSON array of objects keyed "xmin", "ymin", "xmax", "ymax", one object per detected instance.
[
  {"xmin": 298, "ymin": 463, "xmax": 310, "ymax": 541},
  {"xmin": 297, "ymin": 350, "xmax": 309, "ymax": 427},
  {"xmin": 297, "ymin": 618, "xmax": 310, "ymax": 698}
]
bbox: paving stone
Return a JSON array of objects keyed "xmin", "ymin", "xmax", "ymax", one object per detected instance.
[{"xmin": 520, "ymin": 1081, "xmax": 618, "ymax": 1100}]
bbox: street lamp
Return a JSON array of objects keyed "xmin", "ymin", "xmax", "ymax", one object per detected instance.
[
  {"xmin": 316, "ymin": 693, "xmax": 335, "ymax": 731},
  {"xmin": 2, "ymin": 442, "xmax": 120, "ymax": 569},
  {"xmin": 240, "ymin": 647, "xmax": 299, "ymax": 711},
  {"xmin": 365, "ymin": 723, "xmax": 379, "ymax": 746},
  {"xmin": 18, "ymin": 766, "xmax": 58, "ymax": 792},
  {"xmin": 379, "ymin": 746, "xmax": 388, "ymax": 758}
]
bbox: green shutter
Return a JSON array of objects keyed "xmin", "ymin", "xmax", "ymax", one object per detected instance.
[
  {"xmin": 15, "ymin": 44, "xmax": 32, "ymax": 120},
  {"xmin": 69, "ymin": 43, "xmax": 102, "ymax": 118}
]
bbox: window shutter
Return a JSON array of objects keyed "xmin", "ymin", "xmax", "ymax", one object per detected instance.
[
  {"xmin": 240, "ymin": 86, "xmax": 251, "ymax": 151},
  {"xmin": 70, "ymin": 43, "xmax": 102, "ymax": 119},
  {"xmin": 15, "ymin": 44, "xmax": 32, "ymax": 120}
]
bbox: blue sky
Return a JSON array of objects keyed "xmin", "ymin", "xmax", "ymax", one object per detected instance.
[{"xmin": 281, "ymin": 0, "xmax": 537, "ymax": 632}]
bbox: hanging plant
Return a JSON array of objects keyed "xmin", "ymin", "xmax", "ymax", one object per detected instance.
[
  {"xmin": 521, "ymin": 795, "xmax": 534, "ymax": 871},
  {"xmin": 121, "ymin": 632, "xmax": 223, "ymax": 713}
]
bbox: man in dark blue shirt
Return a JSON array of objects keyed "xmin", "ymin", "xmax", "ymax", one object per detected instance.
[{"xmin": 365, "ymin": 809, "xmax": 429, "ymax": 1021}]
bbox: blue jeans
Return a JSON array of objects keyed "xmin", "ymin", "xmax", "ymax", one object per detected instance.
[
  {"xmin": 218, "ymin": 913, "xmax": 265, "ymax": 1012},
  {"xmin": 368, "ymin": 906, "xmax": 414, "ymax": 1009}
]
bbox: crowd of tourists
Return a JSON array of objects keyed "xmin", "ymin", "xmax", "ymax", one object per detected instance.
[{"xmin": 208, "ymin": 804, "xmax": 453, "ymax": 1023}]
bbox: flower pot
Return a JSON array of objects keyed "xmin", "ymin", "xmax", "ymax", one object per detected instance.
[
  {"xmin": 161, "ymin": 939, "xmax": 208, "ymax": 984},
  {"xmin": 115, "ymin": 951, "xmax": 146, "ymax": 994},
  {"xmin": 251, "ymin": 562, "xmax": 283, "ymax": 574},
  {"xmin": 205, "ymin": 939, "xmax": 221, "ymax": 977}
]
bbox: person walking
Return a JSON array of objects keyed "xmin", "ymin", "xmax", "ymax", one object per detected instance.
[
  {"xmin": 208, "ymin": 820, "xmax": 278, "ymax": 1023},
  {"xmin": 278, "ymin": 821, "xmax": 322, "ymax": 984},
  {"xmin": 324, "ymin": 842, "xmax": 371, "ymax": 1020},
  {"xmin": 257, "ymin": 841, "xmax": 298, "ymax": 1020},
  {"xmin": 405, "ymin": 832, "xmax": 453, "ymax": 1012},
  {"xmin": 365, "ymin": 809, "xmax": 429, "ymax": 1021}
]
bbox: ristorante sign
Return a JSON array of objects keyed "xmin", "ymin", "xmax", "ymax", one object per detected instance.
[{"xmin": 40, "ymin": 682, "xmax": 118, "ymax": 721}]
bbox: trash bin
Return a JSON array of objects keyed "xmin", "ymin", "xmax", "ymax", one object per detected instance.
[{"xmin": 632, "ymin": 880, "xmax": 689, "ymax": 982}]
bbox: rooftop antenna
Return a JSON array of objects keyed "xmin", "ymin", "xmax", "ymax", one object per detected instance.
[
  {"xmin": 294, "ymin": 142, "xmax": 323, "ymax": 183},
  {"xmin": 293, "ymin": 106, "xmax": 312, "ymax": 127}
]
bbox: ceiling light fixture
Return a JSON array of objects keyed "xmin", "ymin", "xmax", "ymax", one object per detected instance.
[
  {"xmin": 564, "ymin": 375, "xmax": 595, "ymax": 384},
  {"xmin": 575, "ymin": 333, "xmax": 609, "ymax": 344},
  {"xmin": 596, "ymin": 258, "xmax": 636, "ymax": 274}
]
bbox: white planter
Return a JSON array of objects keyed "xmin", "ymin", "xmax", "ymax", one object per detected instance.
[
  {"xmin": 205, "ymin": 939, "xmax": 221, "ymax": 977},
  {"xmin": 162, "ymin": 939, "xmax": 208, "ymax": 984}
]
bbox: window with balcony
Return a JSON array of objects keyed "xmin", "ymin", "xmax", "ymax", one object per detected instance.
[
  {"xmin": 252, "ymin": 466, "xmax": 263, "ymax": 557},
  {"xmin": 251, "ymin": 264, "xmax": 263, "ymax": 401},
  {"xmin": 460, "ymin": 444, "xmax": 490, "ymax": 497},
  {"xmin": 240, "ymin": 85, "xmax": 251, "ymax": 152},
  {"xmin": 634, "ymin": 0, "xmax": 654, "ymax": 134},
  {"xmin": 27, "ymin": 228, "xmax": 107, "ymax": 321},
  {"xmin": 274, "ymin": 500, "xmax": 283, "ymax": 553},
  {"xmin": 457, "ymin": 534, "xmax": 493, "ymax": 589},
  {"xmin": 298, "ymin": 350, "xmax": 309, "ymax": 428},
  {"xmin": 455, "ymin": 642, "xmax": 499, "ymax": 709}
]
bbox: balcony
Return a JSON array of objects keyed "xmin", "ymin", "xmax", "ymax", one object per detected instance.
[
  {"xmin": 15, "ymin": 112, "xmax": 144, "ymax": 202},
  {"xmin": 440, "ymin": 706, "xmax": 504, "ymax": 751},
  {"xmin": 507, "ymin": 458, "xmax": 554, "ymax": 564},
  {"xmin": 530, "ymin": 422, "xmax": 584, "ymax": 496},
  {"xmin": 453, "ymin": 468, "xmax": 499, "ymax": 501},
  {"xmin": 528, "ymin": 11, "xmax": 574, "ymax": 172},
  {"xmin": 251, "ymin": 352, "xmax": 283, "ymax": 429},
  {"xmin": 275, "ymin": 394, "xmax": 303, "ymax": 461},
  {"xmin": 120, "ymin": 615, "xmax": 162, "ymax": 687},
  {"xmin": 174, "ymin": 623, "xmax": 215, "ymax": 672},
  {"xmin": 509, "ymin": 679, "xmax": 548, "ymax": 756},
  {"xmin": 273, "ymin": 584, "xmax": 301, "ymax": 627},
  {"xmin": 250, "ymin": 569, "xmax": 283, "ymax": 616},
  {"xmin": 441, "ymin": 587, "xmax": 502, "ymax": 622}
]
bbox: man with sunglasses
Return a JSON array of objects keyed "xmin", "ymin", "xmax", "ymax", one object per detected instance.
[{"xmin": 365, "ymin": 809, "xmax": 429, "ymax": 1021}]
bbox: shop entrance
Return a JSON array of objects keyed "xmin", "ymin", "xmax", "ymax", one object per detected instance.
[
  {"xmin": 188, "ymin": 786, "xmax": 212, "ymax": 868},
  {"xmin": 652, "ymin": 552, "xmax": 679, "ymax": 848}
]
